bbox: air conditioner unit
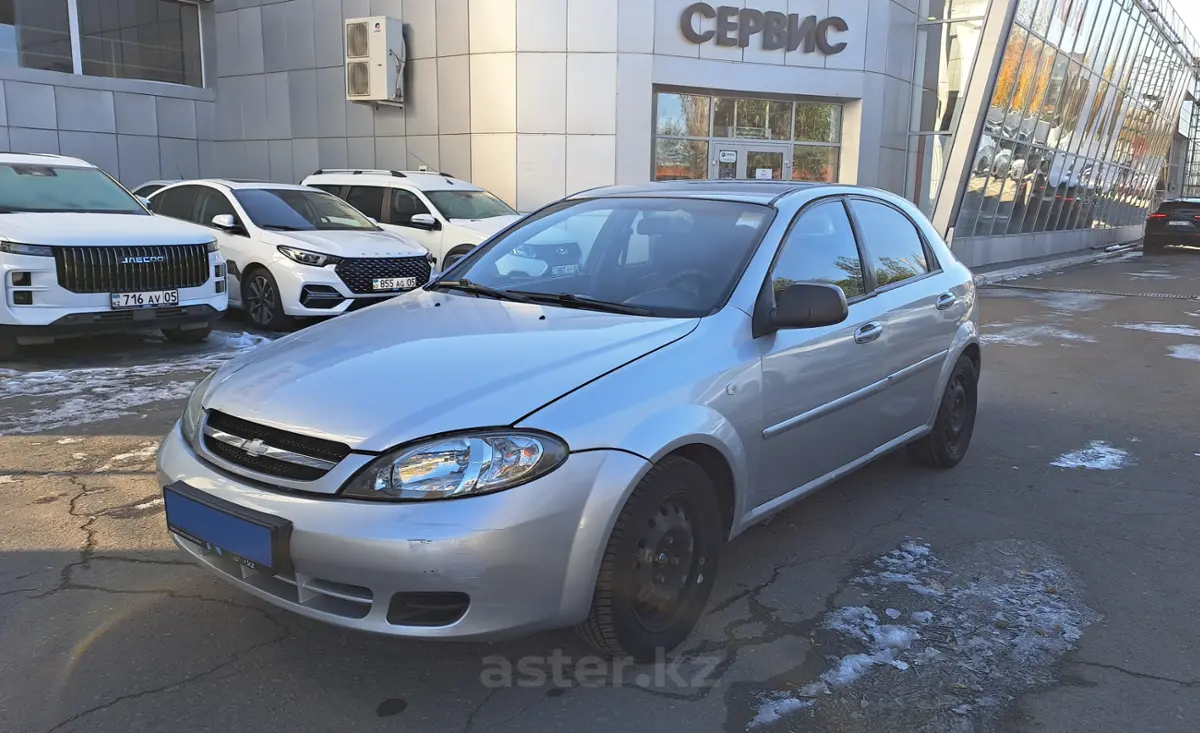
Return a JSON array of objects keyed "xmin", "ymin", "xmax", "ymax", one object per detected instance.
[{"xmin": 344, "ymin": 16, "xmax": 405, "ymax": 106}]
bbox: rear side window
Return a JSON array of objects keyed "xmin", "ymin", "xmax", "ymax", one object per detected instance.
[
  {"xmin": 151, "ymin": 185, "xmax": 201, "ymax": 220},
  {"xmin": 848, "ymin": 199, "xmax": 930, "ymax": 288},
  {"xmin": 1157, "ymin": 201, "xmax": 1200, "ymax": 216},
  {"xmin": 345, "ymin": 186, "xmax": 386, "ymax": 218},
  {"xmin": 307, "ymin": 184, "xmax": 342, "ymax": 196},
  {"xmin": 132, "ymin": 184, "xmax": 165, "ymax": 197},
  {"xmin": 772, "ymin": 200, "xmax": 865, "ymax": 300}
]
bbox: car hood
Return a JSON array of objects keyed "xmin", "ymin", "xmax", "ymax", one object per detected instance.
[
  {"xmin": 204, "ymin": 290, "xmax": 698, "ymax": 452},
  {"xmin": 265, "ymin": 229, "xmax": 428, "ymax": 258},
  {"xmin": 448, "ymin": 215, "xmax": 524, "ymax": 240},
  {"xmin": 0, "ymin": 212, "xmax": 214, "ymax": 246}
]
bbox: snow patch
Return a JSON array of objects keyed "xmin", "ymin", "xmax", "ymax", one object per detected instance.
[
  {"xmin": 96, "ymin": 442, "xmax": 160, "ymax": 472},
  {"xmin": 134, "ymin": 497, "xmax": 164, "ymax": 511},
  {"xmin": 55, "ymin": 437, "xmax": 82, "ymax": 444},
  {"xmin": 1051, "ymin": 441, "xmax": 1132, "ymax": 470},
  {"xmin": 1168, "ymin": 344, "xmax": 1200, "ymax": 362},
  {"xmin": 72, "ymin": 453, "xmax": 88, "ymax": 460},
  {"xmin": 749, "ymin": 695, "xmax": 813, "ymax": 728},
  {"xmin": 0, "ymin": 331, "xmax": 272, "ymax": 435},
  {"xmin": 910, "ymin": 610, "xmax": 934, "ymax": 625},
  {"xmin": 981, "ymin": 325, "xmax": 1095, "ymax": 347},
  {"xmin": 1128, "ymin": 270, "xmax": 1178, "ymax": 279},
  {"xmin": 1118, "ymin": 323, "xmax": 1200, "ymax": 338},
  {"xmin": 0, "ymin": 475, "xmax": 14, "ymax": 484}
]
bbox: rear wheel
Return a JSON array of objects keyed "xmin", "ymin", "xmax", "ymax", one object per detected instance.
[
  {"xmin": 161, "ymin": 325, "xmax": 212, "ymax": 344},
  {"xmin": 577, "ymin": 456, "xmax": 723, "ymax": 661},
  {"xmin": 1144, "ymin": 240, "xmax": 1166, "ymax": 255},
  {"xmin": 242, "ymin": 268, "xmax": 294, "ymax": 332},
  {"xmin": 908, "ymin": 355, "xmax": 978, "ymax": 469}
]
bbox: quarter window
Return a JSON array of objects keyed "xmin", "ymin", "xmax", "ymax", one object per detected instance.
[
  {"xmin": 849, "ymin": 200, "xmax": 930, "ymax": 288},
  {"xmin": 345, "ymin": 186, "xmax": 386, "ymax": 219},
  {"xmin": 772, "ymin": 201, "xmax": 865, "ymax": 300}
]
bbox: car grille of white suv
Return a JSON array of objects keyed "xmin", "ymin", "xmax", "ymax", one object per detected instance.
[
  {"xmin": 334, "ymin": 256, "xmax": 431, "ymax": 295},
  {"xmin": 53, "ymin": 244, "xmax": 210, "ymax": 293}
]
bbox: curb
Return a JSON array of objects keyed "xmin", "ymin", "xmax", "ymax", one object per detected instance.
[{"xmin": 972, "ymin": 244, "xmax": 1141, "ymax": 286}]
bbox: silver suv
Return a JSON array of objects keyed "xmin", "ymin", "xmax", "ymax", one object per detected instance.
[{"xmin": 157, "ymin": 181, "xmax": 979, "ymax": 660}]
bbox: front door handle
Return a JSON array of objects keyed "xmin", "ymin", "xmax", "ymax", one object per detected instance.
[
  {"xmin": 854, "ymin": 321, "xmax": 884, "ymax": 345},
  {"xmin": 936, "ymin": 292, "xmax": 958, "ymax": 311}
]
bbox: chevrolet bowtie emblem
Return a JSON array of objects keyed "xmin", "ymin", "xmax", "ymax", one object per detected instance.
[{"xmin": 242, "ymin": 438, "xmax": 267, "ymax": 457}]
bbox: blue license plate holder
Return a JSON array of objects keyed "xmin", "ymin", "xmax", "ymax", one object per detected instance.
[{"xmin": 163, "ymin": 482, "xmax": 293, "ymax": 574}]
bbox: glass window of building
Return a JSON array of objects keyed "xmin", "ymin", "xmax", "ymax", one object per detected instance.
[
  {"xmin": 0, "ymin": 0, "xmax": 73, "ymax": 73},
  {"xmin": 654, "ymin": 91, "xmax": 842, "ymax": 183},
  {"xmin": 79, "ymin": 0, "xmax": 202, "ymax": 86}
]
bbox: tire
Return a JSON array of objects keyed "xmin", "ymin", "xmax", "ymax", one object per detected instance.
[
  {"xmin": 908, "ymin": 355, "xmax": 979, "ymax": 469},
  {"xmin": 242, "ymin": 267, "xmax": 294, "ymax": 332},
  {"xmin": 161, "ymin": 325, "xmax": 212, "ymax": 344},
  {"xmin": 442, "ymin": 246, "xmax": 475, "ymax": 272},
  {"xmin": 0, "ymin": 328, "xmax": 17, "ymax": 361},
  {"xmin": 577, "ymin": 455, "xmax": 724, "ymax": 661}
]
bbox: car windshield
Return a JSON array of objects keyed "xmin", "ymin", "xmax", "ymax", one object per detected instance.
[
  {"xmin": 0, "ymin": 163, "xmax": 147, "ymax": 215},
  {"xmin": 233, "ymin": 189, "xmax": 380, "ymax": 231},
  {"xmin": 426, "ymin": 190, "xmax": 517, "ymax": 220},
  {"xmin": 445, "ymin": 197, "xmax": 774, "ymax": 318}
]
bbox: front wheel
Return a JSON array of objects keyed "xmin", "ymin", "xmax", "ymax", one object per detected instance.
[
  {"xmin": 242, "ymin": 268, "xmax": 294, "ymax": 332},
  {"xmin": 907, "ymin": 355, "xmax": 978, "ymax": 469},
  {"xmin": 577, "ymin": 456, "xmax": 724, "ymax": 661},
  {"xmin": 441, "ymin": 245, "xmax": 475, "ymax": 272}
]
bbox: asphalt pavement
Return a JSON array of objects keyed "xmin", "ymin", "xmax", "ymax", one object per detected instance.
[{"xmin": 2, "ymin": 251, "xmax": 1199, "ymax": 733}]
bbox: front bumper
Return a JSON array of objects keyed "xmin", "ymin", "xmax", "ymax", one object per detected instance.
[
  {"xmin": 269, "ymin": 255, "xmax": 433, "ymax": 318},
  {"xmin": 6, "ymin": 305, "xmax": 221, "ymax": 343},
  {"xmin": 156, "ymin": 424, "xmax": 650, "ymax": 639}
]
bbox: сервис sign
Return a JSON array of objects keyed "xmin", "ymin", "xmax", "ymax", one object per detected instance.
[{"xmin": 680, "ymin": 2, "xmax": 849, "ymax": 55}]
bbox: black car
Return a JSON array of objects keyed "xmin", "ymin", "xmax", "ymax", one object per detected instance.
[{"xmin": 1144, "ymin": 199, "xmax": 1200, "ymax": 254}]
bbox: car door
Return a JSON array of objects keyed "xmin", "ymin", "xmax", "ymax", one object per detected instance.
[
  {"xmin": 755, "ymin": 198, "xmax": 897, "ymax": 508},
  {"xmin": 384, "ymin": 187, "xmax": 444, "ymax": 258},
  {"xmin": 194, "ymin": 187, "xmax": 255, "ymax": 308},
  {"xmin": 847, "ymin": 197, "xmax": 963, "ymax": 435}
]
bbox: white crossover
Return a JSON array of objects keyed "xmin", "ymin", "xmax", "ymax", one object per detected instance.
[
  {"xmin": 148, "ymin": 180, "xmax": 434, "ymax": 331},
  {"xmin": 0, "ymin": 153, "xmax": 227, "ymax": 359},
  {"xmin": 301, "ymin": 169, "xmax": 529, "ymax": 270}
]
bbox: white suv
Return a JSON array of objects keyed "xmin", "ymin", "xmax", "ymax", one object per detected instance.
[
  {"xmin": 301, "ymin": 169, "xmax": 528, "ymax": 270},
  {"xmin": 148, "ymin": 180, "xmax": 433, "ymax": 331},
  {"xmin": 0, "ymin": 153, "xmax": 227, "ymax": 359}
]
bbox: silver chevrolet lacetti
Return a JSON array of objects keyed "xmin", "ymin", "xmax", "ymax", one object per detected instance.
[{"xmin": 157, "ymin": 181, "xmax": 980, "ymax": 660}]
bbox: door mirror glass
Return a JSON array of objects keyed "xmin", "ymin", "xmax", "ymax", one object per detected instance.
[
  {"xmin": 211, "ymin": 214, "xmax": 238, "ymax": 231},
  {"xmin": 771, "ymin": 283, "xmax": 848, "ymax": 330},
  {"xmin": 411, "ymin": 213, "xmax": 439, "ymax": 229}
]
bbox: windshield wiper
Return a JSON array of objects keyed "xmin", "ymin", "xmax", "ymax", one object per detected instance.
[
  {"xmin": 427, "ymin": 279, "xmax": 535, "ymax": 304},
  {"xmin": 261, "ymin": 224, "xmax": 305, "ymax": 231},
  {"xmin": 511, "ymin": 292, "xmax": 651, "ymax": 316}
]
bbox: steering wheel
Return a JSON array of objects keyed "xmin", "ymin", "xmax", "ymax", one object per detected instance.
[{"xmin": 663, "ymin": 269, "xmax": 719, "ymax": 296}]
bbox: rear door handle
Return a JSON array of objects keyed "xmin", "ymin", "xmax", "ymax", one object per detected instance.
[
  {"xmin": 936, "ymin": 292, "xmax": 958, "ymax": 311},
  {"xmin": 854, "ymin": 321, "xmax": 884, "ymax": 345}
]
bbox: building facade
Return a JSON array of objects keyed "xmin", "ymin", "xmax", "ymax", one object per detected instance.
[{"xmin": 2, "ymin": 0, "xmax": 1198, "ymax": 268}]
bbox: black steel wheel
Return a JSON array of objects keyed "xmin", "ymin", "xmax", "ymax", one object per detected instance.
[
  {"xmin": 578, "ymin": 455, "xmax": 723, "ymax": 661},
  {"xmin": 242, "ymin": 268, "xmax": 293, "ymax": 332},
  {"xmin": 908, "ymin": 354, "xmax": 978, "ymax": 469}
]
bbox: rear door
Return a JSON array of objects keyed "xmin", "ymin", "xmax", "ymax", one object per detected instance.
[{"xmin": 847, "ymin": 197, "xmax": 962, "ymax": 435}]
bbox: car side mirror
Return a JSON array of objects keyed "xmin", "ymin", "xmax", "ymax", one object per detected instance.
[
  {"xmin": 754, "ymin": 281, "xmax": 848, "ymax": 337},
  {"xmin": 411, "ymin": 213, "xmax": 440, "ymax": 230},
  {"xmin": 367, "ymin": 217, "xmax": 378, "ymax": 225},
  {"xmin": 211, "ymin": 214, "xmax": 240, "ymax": 232},
  {"xmin": 137, "ymin": 195, "xmax": 152, "ymax": 208}
]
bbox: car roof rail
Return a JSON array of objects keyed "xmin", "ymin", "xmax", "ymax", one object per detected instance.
[{"xmin": 310, "ymin": 168, "xmax": 408, "ymax": 178}]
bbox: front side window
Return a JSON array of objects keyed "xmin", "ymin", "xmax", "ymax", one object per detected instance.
[
  {"xmin": 0, "ymin": 163, "xmax": 148, "ymax": 215},
  {"xmin": 425, "ymin": 190, "xmax": 516, "ymax": 220},
  {"xmin": 772, "ymin": 201, "xmax": 865, "ymax": 300},
  {"xmin": 849, "ymin": 200, "xmax": 930, "ymax": 287},
  {"xmin": 195, "ymin": 188, "xmax": 238, "ymax": 227},
  {"xmin": 389, "ymin": 189, "xmax": 431, "ymax": 224},
  {"xmin": 0, "ymin": 0, "xmax": 73, "ymax": 73},
  {"xmin": 233, "ymin": 189, "xmax": 382, "ymax": 232},
  {"xmin": 451, "ymin": 198, "xmax": 774, "ymax": 318}
]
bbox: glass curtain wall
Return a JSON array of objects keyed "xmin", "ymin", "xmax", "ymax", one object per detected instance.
[
  {"xmin": 955, "ymin": 0, "xmax": 1194, "ymax": 238},
  {"xmin": 907, "ymin": 1, "xmax": 990, "ymax": 215}
]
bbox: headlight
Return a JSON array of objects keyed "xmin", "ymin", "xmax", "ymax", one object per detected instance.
[
  {"xmin": 0, "ymin": 241, "xmax": 54, "ymax": 257},
  {"xmin": 180, "ymin": 371, "xmax": 216, "ymax": 448},
  {"xmin": 206, "ymin": 240, "xmax": 219, "ymax": 253},
  {"xmin": 343, "ymin": 431, "xmax": 568, "ymax": 501},
  {"xmin": 278, "ymin": 245, "xmax": 340, "ymax": 267}
]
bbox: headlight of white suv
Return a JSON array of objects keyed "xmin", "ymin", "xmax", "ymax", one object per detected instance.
[
  {"xmin": 180, "ymin": 371, "xmax": 216, "ymax": 448},
  {"xmin": 278, "ymin": 245, "xmax": 340, "ymax": 267},
  {"xmin": 342, "ymin": 431, "xmax": 568, "ymax": 501}
]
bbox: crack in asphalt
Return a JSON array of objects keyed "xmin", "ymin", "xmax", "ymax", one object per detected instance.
[
  {"xmin": 1068, "ymin": 659, "xmax": 1200, "ymax": 688},
  {"xmin": 462, "ymin": 688, "xmax": 499, "ymax": 733}
]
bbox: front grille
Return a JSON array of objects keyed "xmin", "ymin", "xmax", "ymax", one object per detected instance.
[
  {"xmin": 335, "ymin": 256, "xmax": 431, "ymax": 295},
  {"xmin": 54, "ymin": 244, "xmax": 210, "ymax": 294},
  {"xmin": 202, "ymin": 410, "xmax": 351, "ymax": 481}
]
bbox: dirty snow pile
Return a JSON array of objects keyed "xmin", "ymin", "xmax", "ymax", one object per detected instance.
[
  {"xmin": 1051, "ymin": 441, "xmax": 1132, "ymax": 470},
  {"xmin": 979, "ymin": 324, "xmax": 1094, "ymax": 347},
  {"xmin": 0, "ymin": 331, "xmax": 271, "ymax": 435},
  {"xmin": 748, "ymin": 540, "xmax": 1098, "ymax": 730}
]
